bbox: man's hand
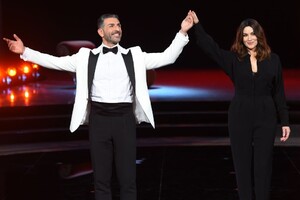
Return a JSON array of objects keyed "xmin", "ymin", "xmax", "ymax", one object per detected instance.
[
  {"xmin": 180, "ymin": 10, "xmax": 195, "ymax": 35},
  {"xmin": 3, "ymin": 34, "xmax": 25, "ymax": 54}
]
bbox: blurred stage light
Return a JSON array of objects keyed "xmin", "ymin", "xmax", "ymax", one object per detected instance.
[{"xmin": 0, "ymin": 61, "xmax": 42, "ymax": 88}]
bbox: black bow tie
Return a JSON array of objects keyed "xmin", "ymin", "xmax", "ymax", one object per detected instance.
[{"xmin": 103, "ymin": 46, "xmax": 118, "ymax": 54}]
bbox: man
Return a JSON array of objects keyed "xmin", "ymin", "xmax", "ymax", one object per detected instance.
[{"xmin": 3, "ymin": 11, "xmax": 194, "ymax": 200}]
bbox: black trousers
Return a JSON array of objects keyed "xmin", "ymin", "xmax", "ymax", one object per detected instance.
[
  {"xmin": 89, "ymin": 102, "xmax": 136, "ymax": 200},
  {"xmin": 228, "ymin": 95, "xmax": 277, "ymax": 200}
]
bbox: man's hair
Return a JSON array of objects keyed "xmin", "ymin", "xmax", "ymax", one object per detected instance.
[{"xmin": 97, "ymin": 14, "xmax": 119, "ymax": 29}]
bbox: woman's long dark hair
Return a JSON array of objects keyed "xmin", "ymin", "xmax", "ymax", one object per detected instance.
[{"xmin": 230, "ymin": 18, "xmax": 271, "ymax": 61}]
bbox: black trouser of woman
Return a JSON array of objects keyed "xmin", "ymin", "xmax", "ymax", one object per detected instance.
[
  {"xmin": 89, "ymin": 102, "xmax": 137, "ymax": 200},
  {"xmin": 228, "ymin": 96, "xmax": 277, "ymax": 200}
]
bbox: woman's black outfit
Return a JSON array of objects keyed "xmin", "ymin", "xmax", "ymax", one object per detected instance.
[{"xmin": 194, "ymin": 23, "xmax": 289, "ymax": 200}]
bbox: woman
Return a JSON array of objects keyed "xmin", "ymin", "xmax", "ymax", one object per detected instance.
[{"xmin": 189, "ymin": 10, "xmax": 291, "ymax": 200}]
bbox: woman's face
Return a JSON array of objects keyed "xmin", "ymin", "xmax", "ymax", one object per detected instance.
[{"xmin": 242, "ymin": 26, "xmax": 258, "ymax": 51}]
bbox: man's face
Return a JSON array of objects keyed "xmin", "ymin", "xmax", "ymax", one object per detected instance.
[{"xmin": 98, "ymin": 17, "xmax": 122, "ymax": 47}]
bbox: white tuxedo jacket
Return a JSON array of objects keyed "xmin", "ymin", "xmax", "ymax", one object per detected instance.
[{"xmin": 21, "ymin": 32, "xmax": 189, "ymax": 132}]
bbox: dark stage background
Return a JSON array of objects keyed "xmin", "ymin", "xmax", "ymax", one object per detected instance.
[{"xmin": 0, "ymin": 0, "xmax": 299, "ymax": 69}]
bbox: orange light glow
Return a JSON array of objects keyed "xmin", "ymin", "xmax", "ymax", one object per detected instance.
[
  {"xmin": 10, "ymin": 93, "xmax": 15, "ymax": 102},
  {"xmin": 32, "ymin": 64, "xmax": 39, "ymax": 69},
  {"xmin": 1, "ymin": 62, "xmax": 41, "ymax": 87},
  {"xmin": 24, "ymin": 90, "xmax": 30, "ymax": 98},
  {"xmin": 22, "ymin": 65, "xmax": 31, "ymax": 74},
  {"xmin": 7, "ymin": 68, "xmax": 17, "ymax": 77}
]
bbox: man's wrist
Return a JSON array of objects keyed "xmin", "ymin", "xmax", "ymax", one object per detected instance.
[{"xmin": 179, "ymin": 29, "xmax": 187, "ymax": 36}]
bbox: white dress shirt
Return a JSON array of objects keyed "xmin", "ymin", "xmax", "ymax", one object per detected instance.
[{"xmin": 90, "ymin": 45, "xmax": 133, "ymax": 103}]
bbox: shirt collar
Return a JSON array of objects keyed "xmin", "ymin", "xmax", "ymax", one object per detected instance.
[{"xmin": 91, "ymin": 44, "xmax": 130, "ymax": 55}]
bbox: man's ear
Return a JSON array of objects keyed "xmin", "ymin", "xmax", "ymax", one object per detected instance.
[{"xmin": 97, "ymin": 28, "xmax": 104, "ymax": 37}]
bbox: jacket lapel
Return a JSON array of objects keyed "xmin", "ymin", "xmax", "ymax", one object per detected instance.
[
  {"xmin": 87, "ymin": 51, "xmax": 99, "ymax": 99},
  {"xmin": 122, "ymin": 51, "xmax": 136, "ymax": 92}
]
